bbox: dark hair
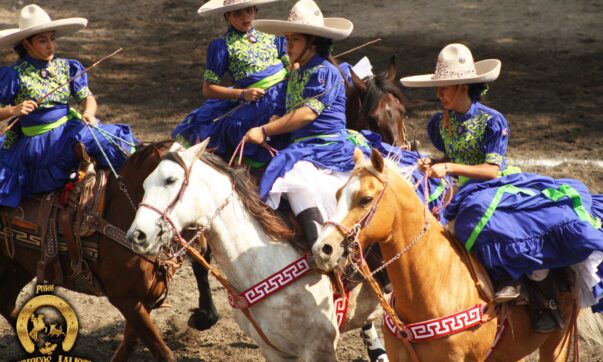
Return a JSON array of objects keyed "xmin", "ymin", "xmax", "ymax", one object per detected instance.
[
  {"xmin": 311, "ymin": 36, "xmax": 333, "ymax": 58},
  {"xmin": 300, "ymin": 34, "xmax": 350, "ymax": 87},
  {"xmin": 468, "ymin": 83, "xmax": 489, "ymax": 101},
  {"xmin": 223, "ymin": 6, "xmax": 258, "ymax": 21},
  {"xmin": 13, "ymin": 35, "xmax": 35, "ymax": 59}
]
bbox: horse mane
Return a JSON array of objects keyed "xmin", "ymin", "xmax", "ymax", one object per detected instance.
[
  {"xmin": 199, "ymin": 153, "xmax": 295, "ymax": 243},
  {"xmin": 355, "ymin": 153, "xmax": 416, "ymax": 186},
  {"xmin": 122, "ymin": 140, "xmax": 175, "ymax": 171},
  {"xmin": 364, "ymin": 72, "xmax": 410, "ymax": 114}
]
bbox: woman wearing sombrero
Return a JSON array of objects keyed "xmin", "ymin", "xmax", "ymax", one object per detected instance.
[
  {"xmin": 245, "ymin": 2, "xmax": 389, "ymax": 359},
  {"xmin": 401, "ymin": 44, "xmax": 603, "ymax": 332},
  {"xmin": 0, "ymin": 5, "xmax": 135, "ymax": 208},
  {"xmin": 171, "ymin": 0, "xmax": 290, "ymax": 166}
]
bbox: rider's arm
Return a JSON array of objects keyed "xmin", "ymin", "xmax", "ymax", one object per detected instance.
[{"xmin": 263, "ymin": 106, "xmax": 317, "ymax": 136}]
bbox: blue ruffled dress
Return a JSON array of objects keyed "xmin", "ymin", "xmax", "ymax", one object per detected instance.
[
  {"xmin": 172, "ymin": 27, "xmax": 290, "ymax": 164},
  {"xmin": 428, "ymin": 101, "xmax": 603, "ymax": 311},
  {"xmin": 0, "ymin": 55, "xmax": 136, "ymax": 208},
  {"xmin": 259, "ymin": 55, "xmax": 450, "ymax": 220}
]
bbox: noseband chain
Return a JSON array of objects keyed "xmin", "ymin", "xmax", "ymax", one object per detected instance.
[
  {"xmin": 138, "ymin": 151, "xmax": 233, "ymax": 258},
  {"xmin": 323, "ymin": 177, "xmax": 389, "ymax": 252}
]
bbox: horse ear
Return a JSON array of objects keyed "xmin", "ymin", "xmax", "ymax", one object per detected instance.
[
  {"xmin": 385, "ymin": 55, "xmax": 396, "ymax": 82},
  {"xmin": 169, "ymin": 142, "xmax": 184, "ymax": 152},
  {"xmin": 182, "ymin": 138, "xmax": 210, "ymax": 162},
  {"xmin": 353, "ymin": 147, "xmax": 365, "ymax": 165},
  {"xmin": 350, "ymin": 69, "xmax": 367, "ymax": 94},
  {"xmin": 370, "ymin": 148, "xmax": 385, "ymax": 173}
]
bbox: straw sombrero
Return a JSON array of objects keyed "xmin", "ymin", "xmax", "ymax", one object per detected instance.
[
  {"xmin": 252, "ymin": 0, "xmax": 353, "ymax": 41},
  {"xmin": 400, "ymin": 43, "xmax": 501, "ymax": 87},
  {"xmin": 198, "ymin": 0, "xmax": 280, "ymax": 17},
  {"xmin": 0, "ymin": 4, "xmax": 87, "ymax": 48}
]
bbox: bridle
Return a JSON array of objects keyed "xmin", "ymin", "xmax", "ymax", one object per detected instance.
[
  {"xmin": 321, "ymin": 166, "xmax": 431, "ymax": 362},
  {"xmin": 136, "ymin": 151, "xmax": 296, "ymax": 356},
  {"xmin": 138, "ymin": 152, "xmax": 233, "ymax": 259}
]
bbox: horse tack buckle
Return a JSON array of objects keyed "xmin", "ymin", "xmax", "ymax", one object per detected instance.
[
  {"xmin": 228, "ymin": 293, "xmax": 249, "ymax": 309},
  {"xmin": 396, "ymin": 327, "xmax": 414, "ymax": 342}
]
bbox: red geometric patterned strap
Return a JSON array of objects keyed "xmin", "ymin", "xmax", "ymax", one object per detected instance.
[
  {"xmin": 333, "ymin": 291, "xmax": 350, "ymax": 331},
  {"xmin": 228, "ymin": 255, "xmax": 312, "ymax": 309},
  {"xmin": 384, "ymin": 294, "xmax": 484, "ymax": 342}
]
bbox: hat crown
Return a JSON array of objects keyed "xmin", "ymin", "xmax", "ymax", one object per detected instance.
[
  {"xmin": 287, "ymin": 0, "xmax": 324, "ymax": 27},
  {"xmin": 19, "ymin": 5, "xmax": 52, "ymax": 30},
  {"xmin": 433, "ymin": 44, "xmax": 477, "ymax": 80}
]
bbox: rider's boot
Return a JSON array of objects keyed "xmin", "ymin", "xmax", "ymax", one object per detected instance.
[
  {"xmin": 297, "ymin": 207, "xmax": 323, "ymax": 252},
  {"xmin": 525, "ymin": 270, "xmax": 565, "ymax": 333}
]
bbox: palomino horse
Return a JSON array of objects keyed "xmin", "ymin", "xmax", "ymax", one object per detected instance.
[
  {"xmin": 313, "ymin": 149, "xmax": 603, "ymax": 361},
  {"xmin": 346, "ymin": 56, "xmax": 411, "ymax": 149},
  {"xmin": 127, "ymin": 141, "xmax": 384, "ymax": 361},
  {"xmin": 0, "ymin": 141, "xmax": 217, "ymax": 361}
]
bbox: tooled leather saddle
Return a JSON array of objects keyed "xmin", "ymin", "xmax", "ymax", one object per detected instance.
[{"xmin": 0, "ymin": 144, "xmax": 110, "ymax": 294}]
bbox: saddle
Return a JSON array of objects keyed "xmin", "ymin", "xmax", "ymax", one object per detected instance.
[{"xmin": 0, "ymin": 143, "xmax": 107, "ymax": 294}]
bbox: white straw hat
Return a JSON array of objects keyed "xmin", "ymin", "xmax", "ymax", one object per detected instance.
[
  {"xmin": 252, "ymin": 0, "xmax": 353, "ymax": 40},
  {"xmin": 0, "ymin": 4, "xmax": 87, "ymax": 48},
  {"xmin": 400, "ymin": 43, "xmax": 501, "ymax": 87},
  {"xmin": 198, "ymin": 0, "xmax": 280, "ymax": 17}
]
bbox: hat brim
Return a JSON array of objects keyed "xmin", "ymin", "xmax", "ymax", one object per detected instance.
[
  {"xmin": 0, "ymin": 18, "xmax": 87, "ymax": 48},
  {"xmin": 400, "ymin": 59, "xmax": 501, "ymax": 87},
  {"xmin": 252, "ymin": 18, "xmax": 353, "ymax": 40},
  {"xmin": 198, "ymin": 0, "xmax": 279, "ymax": 17}
]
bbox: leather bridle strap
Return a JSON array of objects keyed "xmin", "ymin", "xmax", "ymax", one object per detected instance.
[{"xmin": 137, "ymin": 152, "xmax": 294, "ymax": 357}]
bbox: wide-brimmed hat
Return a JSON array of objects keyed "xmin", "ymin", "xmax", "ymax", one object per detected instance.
[
  {"xmin": 400, "ymin": 43, "xmax": 501, "ymax": 87},
  {"xmin": 0, "ymin": 5, "xmax": 87, "ymax": 48},
  {"xmin": 252, "ymin": 0, "xmax": 353, "ymax": 41},
  {"xmin": 198, "ymin": 0, "xmax": 279, "ymax": 17}
]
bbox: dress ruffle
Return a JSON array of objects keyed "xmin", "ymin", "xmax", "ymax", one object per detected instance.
[
  {"xmin": 0, "ymin": 118, "xmax": 135, "ymax": 208},
  {"xmin": 447, "ymin": 172, "xmax": 603, "ymax": 311},
  {"xmin": 171, "ymin": 81, "xmax": 288, "ymax": 163}
]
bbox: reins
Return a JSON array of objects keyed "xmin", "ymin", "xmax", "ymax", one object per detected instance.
[{"xmin": 137, "ymin": 151, "xmax": 295, "ymax": 357}]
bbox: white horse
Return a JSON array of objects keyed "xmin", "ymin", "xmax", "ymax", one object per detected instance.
[{"xmin": 127, "ymin": 141, "xmax": 383, "ymax": 361}]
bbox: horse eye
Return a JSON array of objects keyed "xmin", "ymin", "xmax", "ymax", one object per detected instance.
[
  {"xmin": 359, "ymin": 196, "xmax": 373, "ymax": 206},
  {"xmin": 165, "ymin": 177, "xmax": 177, "ymax": 186}
]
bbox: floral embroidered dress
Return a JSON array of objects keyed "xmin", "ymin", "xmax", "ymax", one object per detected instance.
[
  {"xmin": 427, "ymin": 100, "xmax": 511, "ymax": 186},
  {"xmin": 0, "ymin": 55, "xmax": 136, "ymax": 208},
  {"xmin": 172, "ymin": 27, "xmax": 290, "ymax": 163},
  {"xmin": 258, "ymin": 55, "xmax": 450, "ymax": 220},
  {"xmin": 429, "ymin": 101, "xmax": 603, "ymax": 312}
]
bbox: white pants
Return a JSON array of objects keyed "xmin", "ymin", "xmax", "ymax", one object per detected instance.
[{"xmin": 267, "ymin": 161, "xmax": 351, "ymax": 219}]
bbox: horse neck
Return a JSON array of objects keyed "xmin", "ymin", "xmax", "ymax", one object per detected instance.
[
  {"xmin": 383, "ymin": 173, "xmax": 484, "ymax": 322},
  {"xmin": 193, "ymin": 162, "xmax": 301, "ymax": 292}
]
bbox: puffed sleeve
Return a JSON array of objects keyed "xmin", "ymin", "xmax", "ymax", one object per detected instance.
[
  {"xmin": 69, "ymin": 59, "xmax": 93, "ymax": 103},
  {"xmin": 301, "ymin": 66, "xmax": 342, "ymax": 116},
  {"xmin": 0, "ymin": 66, "xmax": 20, "ymax": 108},
  {"xmin": 204, "ymin": 38, "xmax": 229, "ymax": 84},
  {"xmin": 427, "ymin": 112, "xmax": 446, "ymax": 153},
  {"xmin": 275, "ymin": 36, "xmax": 290, "ymax": 68},
  {"xmin": 482, "ymin": 113, "xmax": 509, "ymax": 166}
]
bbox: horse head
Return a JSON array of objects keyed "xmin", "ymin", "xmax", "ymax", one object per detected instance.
[
  {"xmin": 313, "ymin": 148, "xmax": 403, "ymax": 271},
  {"xmin": 347, "ymin": 56, "xmax": 411, "ymax": 148},
  {"xmin": 127, "ymin": 140, "xmax": 211, "ymax": 256}
]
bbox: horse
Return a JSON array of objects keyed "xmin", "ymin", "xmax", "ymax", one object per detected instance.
[
  {"xmin": 346, "ymin": 56, "xmax": 411, "ymax": 149},
  {"xmin": 0, "ymin": 141, "xmax": 217, "ymax": 361},
  {"xmin": 29, "ymin": 314, "xmax": 47, "ymax": 342},
  {"xmin": 127, "ymin": 141, "xmax": 385, "ymax": 361},
  {"xmin": 313, "ymin": 148, "xmax": 603, "ymax": 361}
]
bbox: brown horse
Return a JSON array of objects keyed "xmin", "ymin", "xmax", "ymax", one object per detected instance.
[
  {"xmin": 346, "ymin": 56, "xmax": 411, "ymax": 149},
  {"xmin": 0, "ymin": 141, "xmax": 216, "ymax": 361},
  {"xmin": 314, "ymin": 149, "xmax": 603, "ymax": 361}
]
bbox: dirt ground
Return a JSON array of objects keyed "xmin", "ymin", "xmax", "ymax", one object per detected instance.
[{"xmin": 1, "ymin": 0, "xmax": 602, "ymax": 361}]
